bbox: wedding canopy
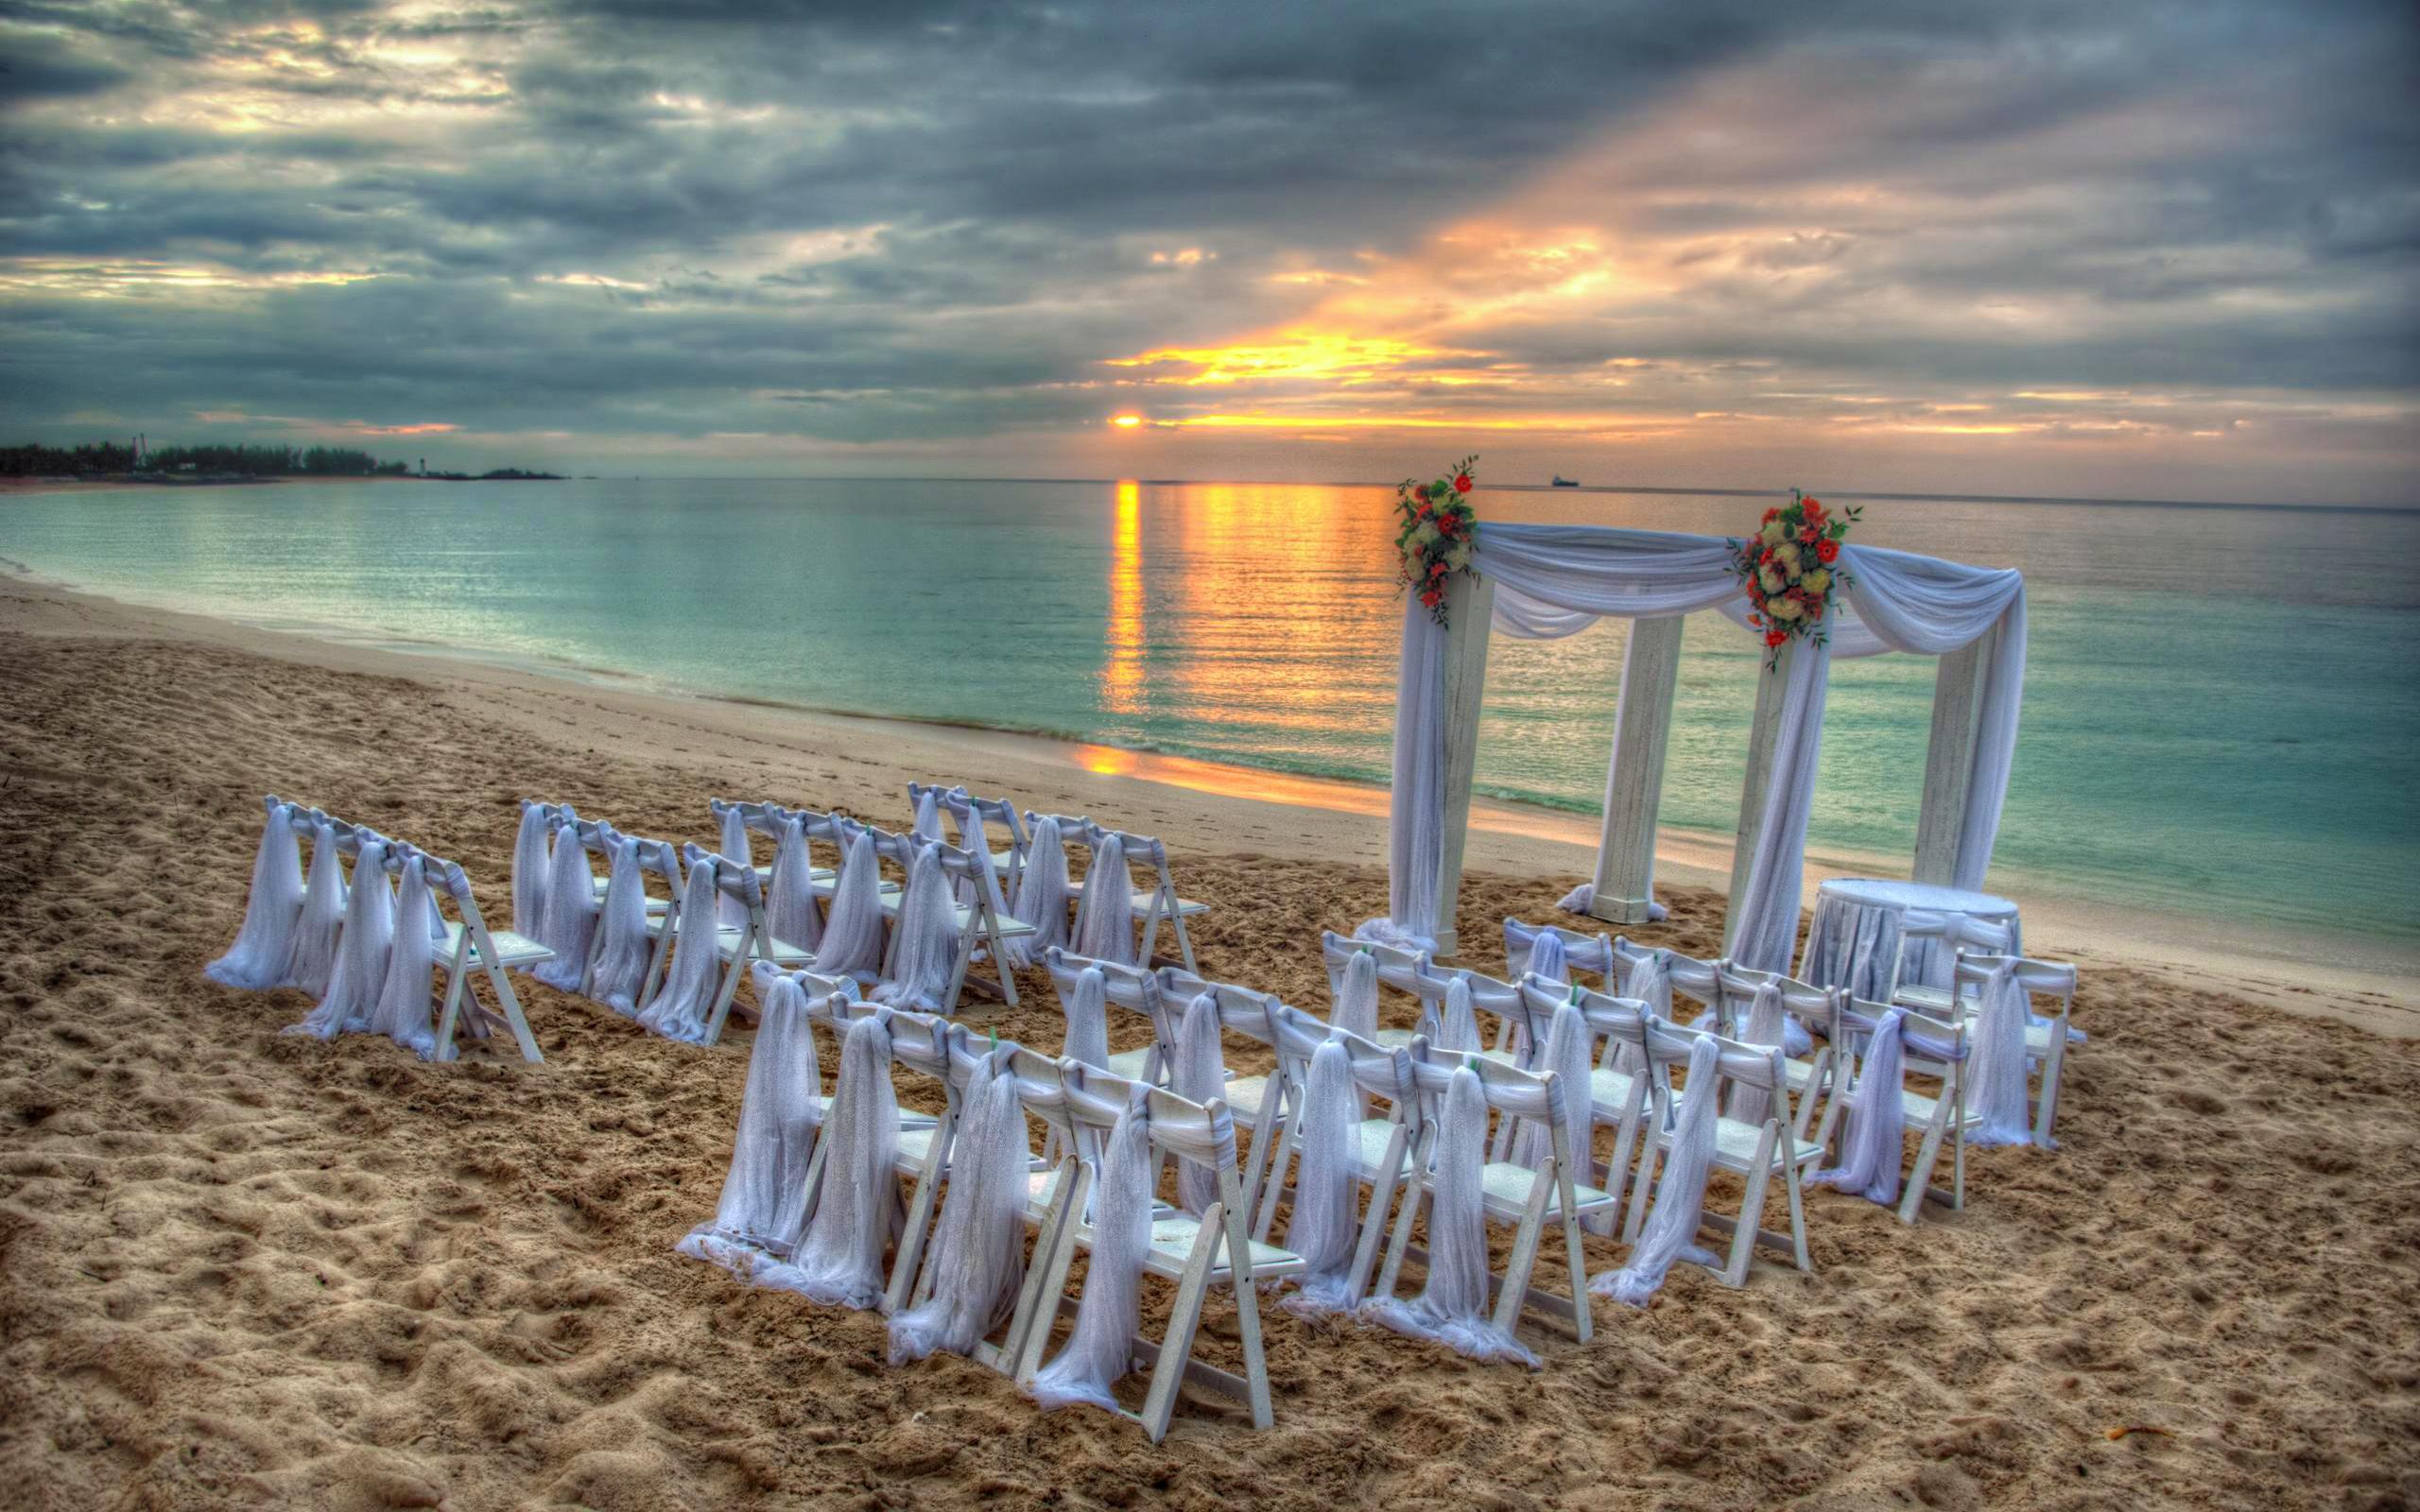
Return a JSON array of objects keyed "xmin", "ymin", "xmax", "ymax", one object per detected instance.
[{"xmin": 1361, "ymin": 521, "xmax": 2027, "ymax": 974}]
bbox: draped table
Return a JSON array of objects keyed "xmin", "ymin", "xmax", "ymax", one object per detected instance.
[{"xmin": 1797, "ymin": 878, "xmax": 2022, "ymax": 1004}]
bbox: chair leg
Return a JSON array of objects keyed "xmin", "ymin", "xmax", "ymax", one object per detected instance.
[
  {"xmin": 1010, "ymin": 1160, "xmax": 1088, "ymax": 1383},
  {"xmin": 1491, "ymin": 1170, "xmax": 1555, "ymax": 1338},
  {"xmin": 1167, "ymin": 896, "xmax": 1199, "ymax": 975},
  {"xmin": 1623, "ymin": 1139, "xmax": 1662, "ymax": 1245},
  {"xmin": 2034, "ymin": 1034, "xmax": 2067, "ymax": 1146},
  {"xmin": 1559, "ymin": 1202, "xmax": 1593, "ymax": 1343},
  {"xmin": 701, "ymin": 954, "xmax": 746, "ymax": 1047},
  {"xmin": 481, "ymin": 961, "xmax": 544, "ymax": 1063},
  {"xmin": 1900, "ymin": 1111, "xmax": 1948, "ymax": 1226},
  {"xmin": 1138, "ymin": 1205, "xmax": 1223, "ymax": 1444},
  {"xmin": 1722, "ymin": 1138, "xmax": 1776, "ymax": 1288},
  {"xmin": 432, "ymin": 964, "xmax": 471, "ymax": 1063},
  {"xmin": 1784, "ymin": 1160, "xmax": 1811, "ymax": 1273},
  {"xmin": 886, "ymin": 1120, "xmax": 959, "ymax": 1314},
  {"xmin": 1345, "ymin": 1161, "xmax": 1402, "ymax": 1309},
  {"xmin": 1220, "ymin": 1203, "xmax": 1273, "ymax": 1430},
  {"xmin": 1375, "ymin": 1178, "xmax": 1425, "ymax": 1302}
]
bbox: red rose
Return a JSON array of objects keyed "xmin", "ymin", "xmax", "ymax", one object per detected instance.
[
  {"xmin": 1762, "ymin": 507, "xmax": 1779, "ymax": 524},
  {"xmin": 1800, "ymin": 525, "xmax": 1820, "ymax": 543},
  {"xmin": 1765, "ymin": 629, "xmax": 1787, "ymax": 647},
  {"xmin": 1806, "ymin": 598, "xmax": 1824, "ymax": 619},
  {"xmin": 1454, "ymin": 472, "xmax": 1472, "ymax": 492},
  {"xmin": 1816, "ymin": 538, "xmax": 1839, "ymax": 562},
  {"xmin": 1802, "ymin": 497, "xmax": 1821, "ymax": 513},
  {"xmin": 1421, "ymin": 589, "xmax": 1443, "ymax": 608},
  {"xmin": 1428, "ymin": 559, "xmax": 1446, "ymax": 576}
]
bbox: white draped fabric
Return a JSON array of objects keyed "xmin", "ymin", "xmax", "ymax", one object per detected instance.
[
  {"xmin": 888, "ymin": 1053, "xmax": 1029, "ymax": 1364},
  {"xmin": 1070, "ymin": 833, "xmax": 1135, "ymax": 966},
  {"xmin": 530, "ymin": 827, "xmax": 599, "ymax": 991},
  {"xmin": 291, "ymin": 837, "xmax": 394, "ymax": 1040},
  {"xmin": 999, "ymin": 814, "xmax": 1071, "ymax": 969},
  {"xmin": 288, "ymin": 820, "xmax": 348, "ymax": 1000},
  {"xmin": 1596, "ymin": 1034, "xmax": 1721, "ymax": 1305},
  {"xmin": 814, "ymin": 830, "xmax": 888, "ymax": 981},
  {"xmin": 510, "ymin": 802, "xmax": 552, "ymax": 936},
  {"xmin": 1365, "ymin": 524, "xmax": 2025, "ymax": 973},
  {"xmin": 636, "ymin": 865, "xmax": 723, "ymax": 1043},
  {"xmin": 586, "ymin": 837, "xmax": 653, "ymax": 1014},
  {"xmin": 370, "ymin": 854, "xmax": 441, "ymax": 1058},
  {"xmin": 873, "ymin": 843, "xmax": 958, "ymax": 1011},
  {"xmin": 716, "ymin": 806, "xmax": 753, "ymax": 933},
  {"xmin": 756, "ymin": 1012, "xmax": 902, "ymax": 1307},
  {"xmin": 1280, "ymin": 1035, "xmax": 1362, "ymax": 1316},
  {"xmin": 1361, "ymin": 1064, "xmax": 1539, "ymax": 1367},
  {"xmin": 1028, "ymin": 1095, "xmax": 1152, "ymax": 1413},
  {"xmin": 209, "ymin": 802, "xmax": 304, "ymax": 989},
  {"xmin": 1170, "ymin": 991, "xmax": 1227, "ymax": 1216},
  {"xmin": 767, "ymin": 816, "xmax": 823, "ymax": 954},
  {"xmin": 678, "ymin": 971, "xmax": 823, "ymax": 1278}
]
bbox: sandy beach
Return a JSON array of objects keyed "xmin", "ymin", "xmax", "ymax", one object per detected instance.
[{"xmin": 2, "ymin": 571, "xmax": 2415, "ymax": 1511}]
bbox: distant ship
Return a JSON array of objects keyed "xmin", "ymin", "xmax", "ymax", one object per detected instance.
[{"xmin": 1550, "ymin": 474, "xmax": 1580, "ymax": 488}]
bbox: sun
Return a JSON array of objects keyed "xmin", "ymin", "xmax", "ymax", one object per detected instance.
[{"xmin": 1110, "ymin": 413, "xmax": 1145, "ymax": 429}]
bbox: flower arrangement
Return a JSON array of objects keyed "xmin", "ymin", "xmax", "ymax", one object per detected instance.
[
  {"xmin": 1395, "ymin": 455, "xmax": 1479, "ymax": 627},
  {"xmin": 1730, "ymin": 489, "xmax": 1861, "ymax": 668}
]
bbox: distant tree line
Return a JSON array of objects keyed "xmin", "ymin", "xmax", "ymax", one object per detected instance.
[{"xmin": 2, "ymin": 439, "xmax": 411, "ymax": 477}]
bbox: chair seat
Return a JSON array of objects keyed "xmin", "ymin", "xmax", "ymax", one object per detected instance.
[
  {"xmin": 1707, "ymin": 1118, "xmax": 1826, "ymax": 1170},
  {"xmin": 1784, "ymin": 1057, "xmax": 1821, "ymax": 1091},
  {"xmin": 1588, "ymin": 1065, "xmax": 1639, "ymax": 1113},
  {"xmin": 1105, "ymin": 1046, "xmax": 1156, "ymax": 1081},
  {"xmin": 1223, "ymin": 1074, "xmax": 1271, "ymax": 1119},
  {"xmin": 445, "ymin": 923, "xmax": 553, "ymax": 970},
  {"xmin": 1148, "ymin": 1215, "xmax": 1304, "ymax": 1279},
  {"xmin": 1477, "ymin": 1160, "xmax": 1616, "ymax": 1216},
  {"xmin": 1377, "ymin": 1025, "xmax": 1519, "ymax": 1065},
  {"xmin": 1898, "ymin": 1086, "xmax": 1987, "ymax": 1130},
  {"xmin": 874, "ymin": 894, "xmax": 1037, "ymax": 937},
  {"xmin": 591, "ymin": 876, "xmax": 671, "ymax": 915},
  {"xmin": 1066, "ymin": 880, "xmax": 1211, "ymax": 919},
  {"xmin": 713, "ymin": 925, "xmax": 813, "ymax": 966}
]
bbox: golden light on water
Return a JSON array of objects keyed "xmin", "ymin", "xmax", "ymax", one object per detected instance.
[{"xmin": 1099, "ymin": 480, "xmax": 1146, "ymax": 715}]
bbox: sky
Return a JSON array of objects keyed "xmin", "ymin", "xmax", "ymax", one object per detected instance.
[{"xmin": 2, "ymin": 1, "xmax": 2415, "ymax": 501}]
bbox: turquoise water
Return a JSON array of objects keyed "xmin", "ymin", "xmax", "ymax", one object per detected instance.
[{"xmin": 5, "ymin": 478, "xmax": 2414, "ymax": 946}]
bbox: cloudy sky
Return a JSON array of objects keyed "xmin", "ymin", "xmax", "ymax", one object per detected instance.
[{"xmin": 3, "ymin": 1, "xmax": 2414, "ymax": 500}]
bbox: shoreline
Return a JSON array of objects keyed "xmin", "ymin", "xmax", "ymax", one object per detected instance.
[{"xmin": 2, "ymin": 567, "xmax": 2411, "ymax": 1032}]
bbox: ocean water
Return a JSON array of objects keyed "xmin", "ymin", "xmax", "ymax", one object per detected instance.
[{"xmin": 5, "ymin": 477, "xmax": 2414, "ymax": 948}]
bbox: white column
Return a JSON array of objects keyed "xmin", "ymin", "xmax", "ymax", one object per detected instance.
[
  {"xmin": 1724, "ymin": 636, "xmax": 1800, "ymax": 956},
  {"xmin": 1429, "ymin": 571, "xmax": 1497, "ymax": 957},
  {"xmin": 1911, "ymin": 631, "xmax": 1990, "ymax": 885},
  {"xmin": 1587, "ymin": 615, "xmax": 1685, "ymax": 925}
]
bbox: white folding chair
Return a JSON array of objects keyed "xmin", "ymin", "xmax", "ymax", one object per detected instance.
[
  {"xmin": 1038, "ymin": 816, "xmax": 1211, "ymax": 972},
  {"xmin": 1249, "ymin": 1004, "xmax": 1422, "ymax": 1287},
  {"xmin": 1012, "ymin": 1060, "xmax": 1296, "ymax": 1441},
  {"xmin": 680, "ymin": 843, "xmax": 816, "ymax": 1046},
  {"xmin": 1154, "ymin": 966, "xmax": 1288, "ymax": 1221},
  {"xmin": 864, "ymin": 824, "xmax": 1033, "ymax": 1010},
  {"xmin": 1374, "ymin": 1041, "xmax": 1616, "ymax": 1345},
  {"xmin": 1710, "ymin": 964, "xmax": 1840, "ymax": 1138},
  {"xmin": 1624, "ymin": 1017, "xmax": 1823, "ymax": 1288},
  {"xmin": 1405, "ymin": 959, "xmax": 1529, "ymax": 1063},
  {"xmin": 1895, "ymin": 946, "xmax": 2077, "ymax": 1146},
  {"xmin": 398, "ymin": 844, "xmax": 549, "ymax": 1063},
  {"xmin": 1512, "ymin": 975, "xmax": 1653, "ymax": 1224},
  {"xmin": 1813, "ymin": 994, "xmax": 1978, "ymax": 1224},
  {"xmin": 1045, "ymin": 946, "xmax": 1176, "ymax": 1084}
]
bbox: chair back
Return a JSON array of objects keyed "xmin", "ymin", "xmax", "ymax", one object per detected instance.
[
  {"xmin": 1407, "ymin": 960, "xmax": 1524, "ymax": 1046},
  {"xmin": 680, "ymin": 843, "xmax": 766, "ymax": 913},
  {"xmin": 1712, "ymin": 964, "xmax": 1834, "ymax": 1042},
  {"xmin": 1636, "ymin": 1017, "xmax": 1786, "ymax": 1129},
  {"xmin": 1060, "ymin": 1060, "xmax": 1243, "ymax": 1215},
  {"xmin": 1046, "ymin": 946, "xmax": 1177, "ymax": 1055},
  {"xmin": 1154, "ymin": 967, "xmax": 1284, "ymax": 1051},
  {"xmin": 1405, "ymin": 1038, "xmax": 1579, "ymax": 1169},
  {"xmin": 1268, "ymin": 1002, "xmax": 1417, "ymax": 1110},
  {"xmin": 1320, "ymin": 929, "xmax": 1427, "ymax": 997},
  {"xmin": 1516, "ymin": 974, "xmax": 1649, "ymax": 1074},
  {"xmin": 1503, "ymin": 918, "xmax": 1616, "ymax": 986}
]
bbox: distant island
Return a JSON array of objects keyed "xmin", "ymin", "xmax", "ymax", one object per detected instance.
[{"xmin": 2, "ymin": 439, "xmax": 560, "ymax": 484}]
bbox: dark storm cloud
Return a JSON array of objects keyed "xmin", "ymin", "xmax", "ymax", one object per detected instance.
[{"xmin": 0, "ymin": 0, "xmax": 2413, "ymax": 476}]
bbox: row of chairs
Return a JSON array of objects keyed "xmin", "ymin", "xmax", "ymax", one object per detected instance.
[
  {"xmin": 209, "ymin": 796, "xmax": 549, "ymax": 1061},
  {"xmin": 1508, "ymin": 915, "xmax": 2078, "ymax": 1150},
  {"xmin": 908, "ymin": 782, "xmax": 1211, "ymax": 972}
]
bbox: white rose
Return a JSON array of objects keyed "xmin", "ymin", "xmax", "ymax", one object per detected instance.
[
  {"xmin": 1760, "ymin": 521, "xmax": 1785, "ymax": 544},
  {"xmin": 1775, "ymin": 541, "xmax": 1801, "ymax": 567},
  {"xmin": 1413, "ymin": 522, "xmax": 1441, "ymax": 548},
  {"xmin": 1445, "ymin": 542, "xmax": 1473, "ymax": 572},
  {"xmin": 1759, "ymin": 567, "xmax": 1783, "ymax": 593},
  {"xmin": 1771, "ymin": 597, "xmax": 1802, "ymax": 620},
  {"xmin": 1803, "ymin": 568, "xmax": 1831, "ymax": 594}
]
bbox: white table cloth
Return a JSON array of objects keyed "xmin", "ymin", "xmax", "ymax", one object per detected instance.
[{"xmin": 1799, "ymin": 878, "xmax": 2022, "ymax": 1004}]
